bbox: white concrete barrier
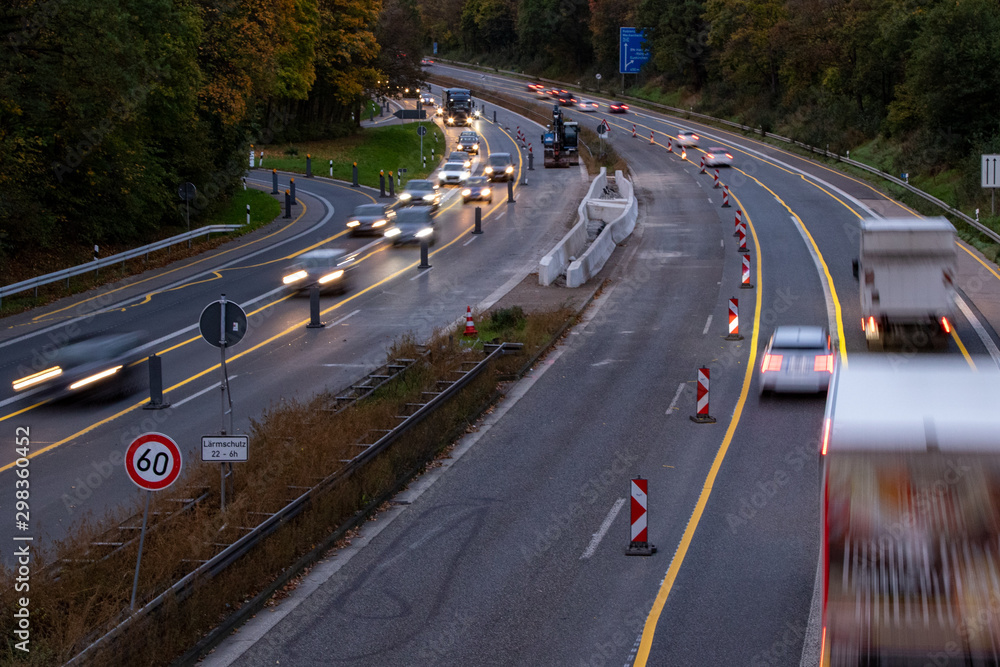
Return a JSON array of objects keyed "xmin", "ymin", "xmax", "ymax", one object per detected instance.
[
  {"xmin": 566, "ymin": 169, "xmax": 637, "ymax": 287},
  {"xmin": 538, "ymin": 168, "xmax": 607, "ymax": 286}
]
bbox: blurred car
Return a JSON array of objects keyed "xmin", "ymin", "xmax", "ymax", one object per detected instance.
[
  {"xmin": 384, "ymin": 207, "xmax": 436, "ymax": 245},
  {"xmin": 484, "ymin": 152, "xmax": 515, "ymax": 182},
  {"xmin": 758, "ymin": 325, "xmax": 834, "ymax": 395},
  {"xmin": 448, "ymin": 151, "xmax": 472, "ymax": 169},
  {"xmin": 676, "ymin": 130, "xmax": 700, "ymax": 147},
  {"xmin": 608, "ymin": 102, "xmax": 629, "ymax": 113},
  {"xmin": 457, "ymin": 131, "xmax": 480, "ymax": 154},
  {"xmin": 438, "ymin": 160, "xmax": 471, "ymax": 186},
  {"xmin": 12, "ymin": 332, "xmax": 147, "ymax": 402},
  {"xmin": 282, "ymin": 248, "xmax": 355, "ymax": 295},
  {"xmin": 557, "ymin": 93, "xmax": 578, "ymax": 106},
  {"xmin": 419, "ymin": 93, "xmax": 435, "ymax": 106},
  {"xmin": 527, "ymin": 83, "xmax": 544, "ymax": 92},
  {"xmin": 346, "ymin": 203, "xmax": 395, "ymax": 236},
  {"xmin": 704, "ymin": 146, "xmax": 734, "ymax": 167},
  {"xmin": 578, "ymin": 99, "xmax": 599, "ymax": 112},
  {"xmin": 420, "ymin": 58, "xmax": 434, "ymax": 66},
  {"xmin": 461, "ymin": 176, "xmax": 492, "ymax": 203},
  {"xmin": 398, "ymin": 179, "xmax": 441, "ymax": 210},
  {"xmin": 546, "ymin": 88, "xmax": 563, "ymax": 98}
]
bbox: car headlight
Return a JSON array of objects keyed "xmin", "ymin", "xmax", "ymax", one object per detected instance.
[
  {"xmin": 373, "ymin": 219, "xmax": 387, "ymax": 227},
  {"xmin": 12, "ymin": 366, "xmax": 62, "ymax": 391},
  {"xmin": 461, "ymin": 188, "xmax": 471, "ymax": 196},
  {"xmin": 318, "ymin": 269, "xmax": 344, "ymax": 284},
  {"xmin": 69, "ymin": 365, "xmax": 122, "ymax": 391},
  {"xmin": 399, "ymin": 193, "xmax": 412, "ymax": 201},
  {"xmin": 505, "ymin": 165, "xmax": 514, "ymax": 173},
  {"xmin": 473, "ymin": 143, "xmax": 479, "ymax": 150},
  {"xmin": 485, "ymin": 166, "xmax": 493, "ymax": 173},
  {"xmin": 473, "ymin": 109, "xmax": 481, "ymax": 117},
  {"xmin": 482, "ymin": 188, "xmax": 490, "ymax": 196},
  {"xmin": 283, "ymin": 269, "xmax": 308, "ymax": 285},
  {"xmin": 447, "ymin": 117, "xmax": 455, "ymax": 124},
  {"xmin": 346, "ymin": 220, "xmax": 360, "ymax": 227},
  {"xmin": 384, "ymin": 227, "xmax": 401, "ymax": 237},
  {"xmin": 415, "ymin": 227, "xmax": 434, "ymax": 238},
  {"xmin": 423, "ymin": 194, "xmax": 436, "ymax": 201}
]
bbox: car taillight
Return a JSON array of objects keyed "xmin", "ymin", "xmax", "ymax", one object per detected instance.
[
  {"xmin": 761, "ymin": 353, "xmax": 783, "ymax": 372},
  {"xmin": 814, "ymin": 354, "xmax": 834, "ymax": 373},
  {"xmin": 821, "ymin": 418, "xmax": 831, "ymax": 456},
  {"xmin": 940, "ymin": 316, "xmax": 951, "ymax": 333}
]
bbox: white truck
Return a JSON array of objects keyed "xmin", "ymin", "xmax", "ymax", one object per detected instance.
[
  {"xmin": 853, "ymin": 217, "xmax": 956, "ymax": 350},
  {"xmin": 821, "ymin": 356, "xmax": 1000, "ymax": 666}
]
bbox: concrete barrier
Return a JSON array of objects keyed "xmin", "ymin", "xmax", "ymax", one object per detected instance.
[
  {"xmin": 566, "ymin": 170, "xmax": 637, "ymax": 287},
  {"xmin": 538, "ymin": 168, "xmax": 607, "ymax": 286}
]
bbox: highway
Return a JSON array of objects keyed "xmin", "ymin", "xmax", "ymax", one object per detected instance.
[
  {"xmin": 200, "ymin": 64, "xmax": 1000, "ymax": 667},
  {"xmin": 0, "ymin": 102, "xmax": 586, "ymax": 560}
]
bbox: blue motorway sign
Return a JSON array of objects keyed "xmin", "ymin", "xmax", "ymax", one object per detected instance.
[{"xmin": 620, "ymin": 28, "xmax": 651, "ymax": 74}]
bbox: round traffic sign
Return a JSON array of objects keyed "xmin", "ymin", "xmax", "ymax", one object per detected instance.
[
  {"xmin": 417, "ymin": 125, "xmax": 427, "ymax": 136},
  {"xmin": 125, "ymin": 433, "xmax": 183, "ymax": 491},
  {"xmin": 199, "ymin": 298, "xmax": 248, "ymax": 348}
]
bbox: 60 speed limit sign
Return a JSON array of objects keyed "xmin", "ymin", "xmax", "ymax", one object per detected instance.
[{"xmin": 125, "ymin": 433, "xmax": 183, "ymax": 491}]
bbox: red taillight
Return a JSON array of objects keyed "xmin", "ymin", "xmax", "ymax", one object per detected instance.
[
  {"xmin": 814, "ymin": 354, "xmax": 834, "ymax": 373},
  {"xmin": 761, "ymin": 353, "xmax": 783, "ymax": 372},
  {"xmin": 940, "ymin": 316, "xmax": 951, "ymax": 333},
  {"xmin": 821, "ymin": 418, "xmax": 831, "ymax": 456}
]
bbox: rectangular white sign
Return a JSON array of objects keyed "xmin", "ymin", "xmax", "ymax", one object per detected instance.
[
  {"xmin": 202, "ymin": 435, "xmax": 248, "ymax": 462},
  {"xmin": 983, "ymin": 154, "xmax": 1000, "ymax": 188}
]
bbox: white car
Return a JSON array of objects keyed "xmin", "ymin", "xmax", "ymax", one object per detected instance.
[
  {"xmin": 704, "ymin": 146, "xmax": 734, "ymax": 167},
  {"xmin": 578, "ymin": 100, "xmax": 599, "ymax": 112},
  {"xmin": 282, "ymin": 249, "xmax": 354, "ymax": 295},
  {"xmin": 438, "ymin": 161, "xmax": 471, "ymax": 186},
  {"xmin": 676, "ymin": 130, "xmax": 700, "ymax": 147},
  {"xmin": 759, "ymin": 326, "xmax": 834, "ymax": 395}
]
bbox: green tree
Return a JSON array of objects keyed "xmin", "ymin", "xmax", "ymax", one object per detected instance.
[
  {"xmin": 704, "ymin": 0, "xmax": 788, "ymax": 95},
  {"xmin": 517, "ymin": 0, "xmax": 592, "ymax": 71},
  {"xmin": 636, "ymin": 0, "xmax": 707, "ymax": 87},
  {"xmin": 590, "ymin": 0, "xmax": 639, "ymax": 77}
]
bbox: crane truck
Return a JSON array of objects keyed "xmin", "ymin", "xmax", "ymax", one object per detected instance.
[
  {"xmin": 541, "ymin": 105, "xmax": 579, "ymax": 168},
  {"xmin": 821, "ymin": 355, "xmax": 1000, "ymax": 666},
  {"xmin": 853, "ymin": 216, "xmax": 956, "ymax": 350}
]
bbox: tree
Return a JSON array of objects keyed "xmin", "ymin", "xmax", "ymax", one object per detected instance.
[
  {"xmin": 517, "ymin": 0, "xmax": 592, "ymax": 71},
  {"xmin": 590, "ymin": 0, "xmax": 639, "ymax": 77},
  {"xmin": 636, "ymin": 0, "xmax": 707, "ymax": 87},
  {"xmin": 704, "ymin": 0, "xmax": 788, "ymax": 95}
]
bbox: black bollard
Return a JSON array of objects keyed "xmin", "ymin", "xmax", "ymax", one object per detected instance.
[
  {"xmin": 143, "ymin": 353, "xmax": 169, "ymax": 410},
  {"xmin": 388, "ymin": 172, "xmax": 395, "ymax": 197},
  {"xmin": 352, "ymin": 162, "xmax": 359, "ymax": 187},
  {"xmin": 379, "ymin": 171, "xmax": 386, "ymax": 197},
  {"xmin": 493, "ymin": 110, "xmax": 497, "ymax": 123},
  {"xmin": 284, "ymin": 190, "xmax": 292, "ymax": 218},
  {"xmin": 507, "ymin": 179, "xmax": 514, "ymax": 202},
  {"xmin": 306, "ymin": 154, "xmax": 312, "ymax": 178},
  {"xmin": 528, "ymin": 152, "xmax": 534, "ymax": 171},
  {"xmin": 473, "ymin": 207, "xmax": 483, "ymax": 234},
  {"xmin": 419, "ymin": 239, "xmax": 431, "ymax": 269},
  {"xmin": 306, "ymin": 285, "xmax": 325, "ymax": 328},
  {"xmin": 289, "ymin": 177, "xmax": 296, "ymax": 204},
  {"xmin": 271, "ymin": 169, "xmax": 278, "ymax": 194}
]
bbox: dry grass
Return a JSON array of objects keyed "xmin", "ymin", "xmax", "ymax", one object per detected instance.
[{"xmin": 0, "ymin": 305, "xmax": 575, "ymax": 666}]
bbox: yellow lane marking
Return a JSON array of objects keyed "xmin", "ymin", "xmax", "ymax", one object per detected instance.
[
  {"xmin": 951, "ymin": 328, "xmax": 975, "ymax": 368},
  {"xmin": 28, "ymin": 188, "xmax": 310, "ymax": 324},
  {"xmin": 957, "ymin": 241, "xmax": 1000, "ymax": 282},
  {"xmin": 633, "ymin": 196, "xmax": 764, "ymax": 665}
]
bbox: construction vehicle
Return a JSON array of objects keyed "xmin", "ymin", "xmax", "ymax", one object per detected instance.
[
  {"xmin": 442, "ymin": 87, "xmax": 474, "ymax": 127},
  {"xmin": 821, "ymin": 355, "xmax": 1000, "ymax": 666},
  {"xmin": 853, "ymin": 216, "xmax": 956, "ymax": 350},
  {"xmin": 541, "ymin": 105, "xmax": 579, "ymax": 168}
]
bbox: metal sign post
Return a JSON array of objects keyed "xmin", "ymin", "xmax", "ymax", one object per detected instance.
[
  {"xmin": 418, "ymin": 124, "xmax": 427, "ymax": 164},
  {"xmin": 199, "ymin": 296, "xmax": 248, "ymax": 511}
]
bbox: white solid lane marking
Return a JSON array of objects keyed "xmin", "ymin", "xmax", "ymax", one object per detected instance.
[
  {"xmin": 703, "ymin": 314, "xmax": 713, "ymax": 334},
  {"xmin": 409, "ymin": 267, "xmax": 434, "ymax": 280},
  {"xmin": 174, "ymin": 375, "xmax": 239, "ymax": 408},
  {"xmin": 463, "ymin": 236, "xmax": 477, "ymax": 246},
  {"xmin": 666, "ymin": 382, "xmax": 686, "ymax": 416},
  {"xmin": 581, "ymin": 498, "xmax": 626, "ymax": 559}
]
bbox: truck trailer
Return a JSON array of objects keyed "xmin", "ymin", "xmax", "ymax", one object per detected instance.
[
  {"xmin": 821, "ymin": 356, "xmax": 1000, "ymax": 666},
  {"xmin": 854, "ymin": 217, "xmax": 956, "ymax": 350}
]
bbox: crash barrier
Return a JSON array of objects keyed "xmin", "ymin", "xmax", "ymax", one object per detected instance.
[
  {"xmin": 537, "ymin": 168, "xmax": 606, "ymax": 286},
  {"xmin": 433, "ymin": 57, "xmax": 997, "ymax": 244},
  {"xmin": 565, "ymin": 169, "xmax": 638, "ymax": 288},
  {"xmin": 0, "ymin": 225, "xmax": 243, "ymax": 307}
]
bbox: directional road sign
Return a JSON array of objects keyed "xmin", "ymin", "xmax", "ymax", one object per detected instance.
[
  {"xmin": 620, "ymin": 28, "xmax": 651, "ymax": 74},
  {"xmin": 393, "ymin": 109, "xmax": 427, "ymax": 120},
  {"xmin": 983, "ymin": 155, "xmax": 1000, "ymax": 188},
  {"xmin": 125, "ymin": 433, "xmax": 183, "ymax": 491},
  {"xmin": 202, "ymin": 435, "xmax": 249, "ymax": 462},
  {"xmin": 199, "ymin": 298, "xmax": 248, "ymax": 348}
]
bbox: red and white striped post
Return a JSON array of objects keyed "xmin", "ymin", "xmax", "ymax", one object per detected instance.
[
  {"xmin": 632, "ymin": 124, "xmax": 637, "ymax": 138},
  {"xmin": 690, "ymin": 367, "xmax": 716, "ymax": 424},
  {"xmin": 699, "ymin": 157, "xmax": 706, "ymax": 174},
  {"xmin": 649, "ymin": 131, "xmax": 655, "ymax": 144},
  {"xmin": 667, "ymin": 137, "xmax": 673, "ymax": 153},
  {"xmin": 713, "ymin": 168, "xmax": 721, "ymax": 188},
  {"xmin": 737, "ymin": 225, "xmax": 748, "ymax": 253},
  {"xmin": 734, "ymin": 209, "xmax": 742, "ymax": 237},
  {"xmin": 726, "ymin": 297, "xmax": 743, "ymax": 340},
  {"xmin": 625, "ymin": 477, "xmax": 656, "ymax": 555},
  {"xmin": 721, "ymin": 184, "xmax": 731, "ymax": 208},
  {"xmin": 681, "ymin": 148, "xmax": 687, "ymax": 161},
  {"xmin": 741, "ymin": 254, "xmax": 754, "ymax": 289}
]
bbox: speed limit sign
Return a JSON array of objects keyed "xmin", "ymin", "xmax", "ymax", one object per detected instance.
[{"xmin": 125, "ymin": 433, "xmax": 183, "ymax": 491}]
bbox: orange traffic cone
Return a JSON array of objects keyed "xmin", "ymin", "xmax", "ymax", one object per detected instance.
[{"xmin": 463, "ymin": 306, "xmax": 478, "ymax": 336}]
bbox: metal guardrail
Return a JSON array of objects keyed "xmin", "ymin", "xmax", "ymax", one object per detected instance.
[
  {"xmin": 0, "ymin": 225, "xmax": 243, "ymax": 306},
  {"xmin": 435, "ymin": 58, "xmax": 1000, "ymax": 244},
  {"xmin": 65, "ymin": 341, "xmax": 522, "ymax": 666}
]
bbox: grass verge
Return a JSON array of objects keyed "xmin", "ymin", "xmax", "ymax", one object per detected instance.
[
  {"xmin": 0, "ymin": 305, "xmax": 575, "ymax": 666},
  {"xmin": 0, "ymin": 188, "xmax": 280, "ymax": 317},
  {"xmin": 260, "ymin": 122, "xmax": 446, "ymax": 188}
]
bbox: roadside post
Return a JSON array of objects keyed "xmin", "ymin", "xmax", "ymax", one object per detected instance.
[
  {"xmin": 284, "ymin": 190, "xmax": 291, "ymax": 218},
  {"xmin": 199, "ymin": 295, "xmax": 248, "ymax": 511},
  {"xmin": 418, "ymin": 124, "xmax": 427, "ymax": 163},
  {"xmin": 272, "ymin": 169, "xmax": 278, "ymax": 195},
  {"xmin": 143, "ymin": 353, "xmax": 169, "ymax": 410},
  {"xmin": 507, "ymin": 179, "xmax": 514, "ymax": 202},
  {"xmin": 473, "ymin": 207, "xmax": 483, "ymax": 235},
  {"xmin": 306, "ymin": 285, "xmax": 325, "ymax": 329},
  {"xmin": 419, "ymin": 238, "xmax": 431, "ymax": 269},
  {"xmin": 625, "ymin": 477, "xmax": 655, "ymax": 556},
  {"xmin": 290, "ymin": 177, "xmax": 296, "ymax": 204},
  {"xmin": 389, "ymin": 172, "xmax": 395, "ymax": 197},
  {"xmin": 380, "ymin": 171, "xmax": 386, "ymax": 197},
  {"xmin": 306, "ymin": 154, "xmax": 312, "ymax": 178},
  {"xmin": 352, "ymin": 162, "xmax": 359, "ymax": 187},
  {"xmin": 125, "ymin": 432, "xmax": 183, "ymax": 609}
]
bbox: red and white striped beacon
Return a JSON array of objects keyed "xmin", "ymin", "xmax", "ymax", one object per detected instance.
[
  {"xmin": 625, "ymin": 477, "xmax": 656, "ymax": 556},
  {"xmin": 690, "ymin": 367, "xmax": 716, "ymax": 424}
]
